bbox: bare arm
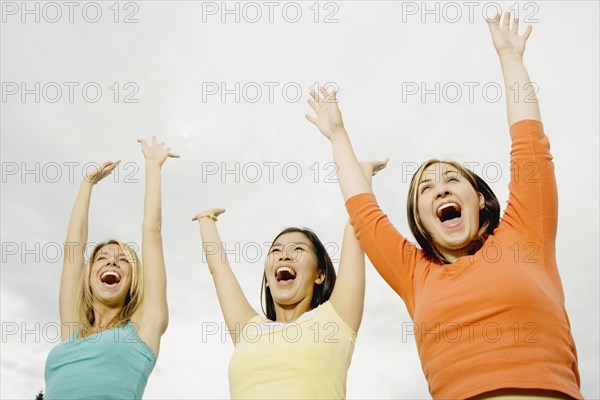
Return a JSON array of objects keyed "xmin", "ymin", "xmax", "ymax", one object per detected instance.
[
  {"xmin": 305, "ymin": 89, "xmax": 372, "ymax": 201},
  {"xmin": 330, "ymin": 160, "xmax": 387, "ymax": 333},
  {"xmin": 192, "ymin": 209, "xmax": 258, "ymax": 345},
  {"xmin": 60, "ymin": 161, "xmax": 119, "ymax": 340},
  {"xmin": 132, "ymin": 136, "xmax": 178, "ymax": 357},
  {"xmin": 487, "ymin": 11, "xmax": 541, "ymax": 126}
]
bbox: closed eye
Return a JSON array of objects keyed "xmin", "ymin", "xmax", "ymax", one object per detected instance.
[{"xmin": 420, "ymin": 185, "xmax": 431, "ymax": 194}]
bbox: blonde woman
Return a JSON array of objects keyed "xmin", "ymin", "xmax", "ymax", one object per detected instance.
[{"xmin": 44, "ymin": 137, "xmax": 177, "ymax": 399}]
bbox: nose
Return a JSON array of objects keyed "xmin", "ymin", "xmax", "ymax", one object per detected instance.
[
  {"xmin": 435, "ymin": 186, "xmax": 452, "ymax": 200},
  {"xmin": 279, "ymin": 250, "xmax": 292, "ymax": 262},
  {"xmin": 105, "ymin": 257, "xmax": 120, "ymax": 267},
  {"xmin": 279, "ymin": 245, "xmax": 298, "ymax": 262}
]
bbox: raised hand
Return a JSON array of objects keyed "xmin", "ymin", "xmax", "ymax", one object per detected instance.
[
  {"xmin": 192, "ymin": 208, "xmax": 226, "ymax": 222},
  {"xmin": 84, "ymin": 160, "xmax": 120, "ymax": 184},
  {"xmin": 305, "ymin": 87, "xmax": 346, "ymax": 140},
  {"xmin": 137, "ymin": 136, "xmax": 180, "ymax": 167},
  {"xmin": 486, "ymin": 11, "xmax": 532, "ymax": 59}
]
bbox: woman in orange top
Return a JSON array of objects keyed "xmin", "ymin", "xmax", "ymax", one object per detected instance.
[{"xmin": 305, "ymin": 12, "xmax": 582, "ymax": 400}]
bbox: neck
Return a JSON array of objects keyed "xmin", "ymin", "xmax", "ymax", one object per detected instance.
[
  {"xmin": 438, "ymin": 238, "xmax": 484, "ymax": 264},
  {"xmin": 91, "ymin": 299, "xmax": 125, "ymax": 328},
  {"xmin": 273, "ymin": 297, "xmax": 313, "ymax": 323}
]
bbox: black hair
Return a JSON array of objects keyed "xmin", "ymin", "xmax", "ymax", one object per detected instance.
[{"xmin": 261, "ymin": 227, "xmax": 336, "ymax": 321}]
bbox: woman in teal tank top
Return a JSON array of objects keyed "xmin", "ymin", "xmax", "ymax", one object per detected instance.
[
  {"xmin": 44, "ymin": 136, "xmax": 178, "ymax": 399},
  {"xmin": 192, "ymin": 161, "xmax": 386, "ymax": 399}
]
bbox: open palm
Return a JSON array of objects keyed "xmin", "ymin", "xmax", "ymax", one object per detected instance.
[
  {"xmin": 305, "ymin": 87, "xmax": 345, "ymax": 139},
  {"xmin": 138, "ymin": 136, "xmax": 179, "ymax": 166},
  {"xmin": 487, "ymin": 11, "xmax": 532, "ymax": 58},
  {"xmin": 85, "ymin": 160, "xmax": 120, "ymax": 184}
]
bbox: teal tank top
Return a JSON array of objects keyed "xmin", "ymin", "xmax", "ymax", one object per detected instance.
[{"xmin": 44, "ymin": 320, "xmax": 156, "ymax": 399}]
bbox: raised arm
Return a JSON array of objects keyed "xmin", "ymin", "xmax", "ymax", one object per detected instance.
[
  {"xmin": 487, "ymin": 14, "xmax": 557, "ymax": 244},
  {"xmin": 330, "ymin": 160, "xmax": 387, "ymax": 333},
  {"xmin": 60, "ymin": 161, "xmax": 119, "ymax": 340},
  {"xmin": 487, "ymin": 11, "xmax": 541, "ymax": 125},
  {"xmin": 132, "ymin": 136, "xmax": 178, "ymax": 357},
  {"xmin": 305, "ymin": 88, "xmax": 371, "ymax": 201},
  {"xmin": 192, "ymin": 209, "xmax": 258, "ymax": 345}
]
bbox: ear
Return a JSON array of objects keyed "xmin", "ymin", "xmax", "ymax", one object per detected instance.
[
  {"xmin": 315, "ymin": 270, "xmax": 325, "ymax": 285},
  {"xmin": 478, "ymin": 192, "xmax": 485, "ymax": 210}
]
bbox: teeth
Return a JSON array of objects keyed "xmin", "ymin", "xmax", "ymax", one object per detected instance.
[
  {"xmin": 276, "ymin": 266, "xmax": 297, "ymax": 276},
  {"xmin": 437, "ymin": 202, "xmax": 459, "ymax": 218},
  {"xmin": 101, "ymin": 271, "xmax": 121, "ymax": 281}
]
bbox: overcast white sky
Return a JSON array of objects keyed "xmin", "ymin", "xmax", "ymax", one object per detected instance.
[{"xmin": 1, "ymin": 1, "xmax": 598, "ymax": 399}]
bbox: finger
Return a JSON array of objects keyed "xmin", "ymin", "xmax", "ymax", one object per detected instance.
[
  {"xmin": 307, "ymin": 98, "xmax": 320, "ymax": 112},
  {"xmin": 168, "ymin": 153, "xmax": 180, "ymax": 158},
  {"xmin": 374, "ymin": 165, "xmax": 386, "ymax": 174},
  {"xmin": 331, "ymin": 90, "xmax": 338, "ymax": 102},
  {"xmin": 502, "ymin": 11, "xmax": 511, "ymax": 31},
  {"xmin": 319, "ymin": 86, "xmax": 331, "ymax": 102},
  {"xmin": 152, "ymin": 136, "xmax": 157, "ymax": 144},
  {"xmin": 511, "ymin": 16, "xmax": 519, "ymax": 34},
  {"xmin": 305, "ymin": 114, "xmax": 317, "ymax": 125},
  {"xmin": 137, "ymin": 139, "xmax": 148, "ymax": 147},
  {"xmin": 99, "ymin": 161, "xmax": 114, "ymax": 169},
  {"xmin": 485, "ymin": 12, "xmax": 499, "ymax": 28},
  {"xmin": 214, "ymin": 208, "xmax": 226, "ymax": 216},
  {"xmin": 485, "ymin": 12, "xmax": 500, "ymax": 26},
  {"xmin": 106, "ymin": 160, "xmax": 121, "ymax": 171},
  {"xmin": 310, "ymin": 90, "xmax": 319, "ymax": 103},
  {"xmin": 522, "ymin": 25, "xmax": 532, "ymax": 41}
]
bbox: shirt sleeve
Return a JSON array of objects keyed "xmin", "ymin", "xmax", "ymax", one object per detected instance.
[
  {"xmin": 501, "ymin": 119, "xmax": 558, "ymax": 249},
  {"xmin": 345, "ymin": 192, "xmax": 423, "ymax": 316}
]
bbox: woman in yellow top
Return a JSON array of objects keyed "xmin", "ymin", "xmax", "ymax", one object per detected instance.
[{"xmin": 192, "ymin": 161, "xmax": 385, "ymax": 399}]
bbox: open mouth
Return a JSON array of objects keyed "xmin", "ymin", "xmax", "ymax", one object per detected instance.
[
  {"xmin": 437, "ymin": 202, "xmax": 462, "ymax": 225},
  {"xmin": 275, "ymin": 266, "xmax": 297, "ymax": 283},
  {"xmin": 100, "ymin": 270, "xmax": 121, "ymax": 286}
]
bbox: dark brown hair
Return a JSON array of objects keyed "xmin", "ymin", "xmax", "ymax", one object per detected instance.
[{"xmin": 407, "ymin": 160, "xmax": 500, "ymax": 263}]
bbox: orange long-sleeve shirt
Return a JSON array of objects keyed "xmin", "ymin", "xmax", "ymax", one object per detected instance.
[{"xmin": 346, "ymin": 120, "xmax": 582, "ymax": 399}]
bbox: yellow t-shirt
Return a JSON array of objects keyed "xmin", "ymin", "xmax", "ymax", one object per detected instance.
[{"xmin": 228, "ymin": 301, "xmax": 356, "ymax": 399}]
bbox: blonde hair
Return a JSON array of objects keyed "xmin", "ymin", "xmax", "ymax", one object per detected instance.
[
  {"xmin": 77, "ymin": 240, "xmax": 144, "ymax": 332},
  {"xmin": 407, "ymin": 160, "xmax": 500, "ymax": 264}
]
